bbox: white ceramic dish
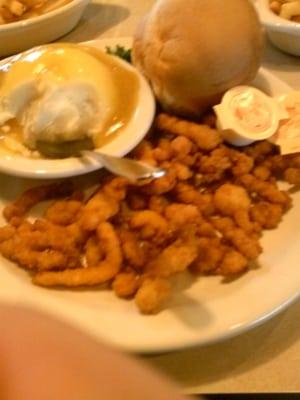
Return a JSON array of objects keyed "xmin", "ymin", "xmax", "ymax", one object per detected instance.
[
  {"xmin": 255, "ymin": 0, "xmax": 300, "ymax": 56},
  {"xmin": 0, "ymin": 0, "xmax": 89, "ymax": 57},
  {"xmin": 0, "ymin": 38, "xmax": 299, "ymax": 354},
  {"xmin": 0, "ymin": 39, "xmax": 155, "ymax": 179}
]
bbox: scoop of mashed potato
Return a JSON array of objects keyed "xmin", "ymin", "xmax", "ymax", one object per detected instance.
[
  {"xmin": 0, "ymin": 44, "xmax": 117, "ymax": 149},
  {"xmin": 132, "ymin": 0, "xmax": 264, "ymax": 117},
  {"xmin": 21, "ymin": 80, "xmax": 110, "ymax": 148}
]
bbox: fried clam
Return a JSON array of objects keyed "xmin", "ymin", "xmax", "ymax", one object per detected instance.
[
  {"xmin": 213, "ymin": 183, "xmax": 251, "ymax": 216},
  {"xmin": 118, "ymin": 228, "xmax": 147, "ymax": 271},
  {"xmin": 156, "ymin": 113, "xmax": 222, "ymax": 151},
  {"xmin": 174, "ymin": 182, "xmax": 215, "ymax": 216},
  {"xmin": 45, "ymin": 199, "xmax": 83, "ymax": 226},
  {"xmin": 85, "ymin": 235, "xmax": 104, "ymax": 267},
  {"xmin": 0, "ymin": 225, "xmax": 16, "ymax": 242},
  {"xmin": 129, "ymin": 210, "xmax": 169, "ymax": 243},
  {"xmin": 212, "ymin": 217, "xmax": 262, "ymax": 260},
  {"xmin": 132, "ymin": 140, "xmax": 157, "ymax": 166},
  {"xmin": 250, "ymin": 202, "xmax": 284, "ymax": 229},
  {"xmin": 135, "ymin": 277, "xmax": 171, "ymax": 315},
  {"xmin": 217, "ymin": 249, "xmax": 248, "ymax": 276},
  {"xmin": 148, "ymin": 195, "xmax": 170, "ymax": 214},
  {"xmin": 170, "ymin": 136, "xmax": 195, "ymax": 160},
  {"xmin": 112, "ymin": 271, "xmax": 141, "ymax": 299},
  {"xmin": 80, "ymin": 177, "xmax": 128, "ymax": 231},
  {"xmin": 233, "ymin": 209, "xmax": 262, "ymax": 236},
  {"xmin": 33, "ymin": 222, "xmax": 122, "ymax": 286},
  {"xmin": 196, "ymin": 147, "xmax": 232, "ymax": 183},
  {"xmin": 284, "ymin": 167, "xmax": 300, "ymax": 185},
  {"xmin": 145, "ymin": 232, "xmax": 199, "ymax": 278},
  {"xmin": 0, "ymin": 220, "xmax": 81, "ymax": 271},
  {"xmin": 190, "ymin": 237, "xmax": 226, "ymax": 275},
  {"xmin": 3, "ymin": 181, "xmax": 75, "ymax": 223},
  {"xmin": 164, "ymin": 203, "xmax": 201, "ymax": 230},
  {"xmin": 141, "ymin": 167, "xmax": 177, "ymax": 195},
  {"xmin": 237, "ymin": 174, "xmax": 292, "ymax": 209}
]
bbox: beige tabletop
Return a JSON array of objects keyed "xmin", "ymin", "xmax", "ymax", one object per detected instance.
[{"xmin": 63, "ymin": 0, "xmax": 300, "ymax": 394}]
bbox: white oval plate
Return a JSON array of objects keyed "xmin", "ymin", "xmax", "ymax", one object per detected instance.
[
  {"xmin": 0, "ymin": 38, "xmax": 299, "ymax": 354},
  {"xmin": 0, "ymin": 39, "xmax": 155, "ymax": 179}
]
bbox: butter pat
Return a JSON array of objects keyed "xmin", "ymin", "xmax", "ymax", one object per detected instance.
[{"xmin": 214, "ymin": 86, "xmax": 283, "ymax": 146}]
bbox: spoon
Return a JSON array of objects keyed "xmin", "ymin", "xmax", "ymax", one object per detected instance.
[{"xmin": 36, "ymin": 139, "xmax": 166, "ymax": 182}]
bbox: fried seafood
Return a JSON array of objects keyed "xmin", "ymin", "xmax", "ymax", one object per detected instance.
[
  {"xmin": 130, "ymin": 210, "xmax": 169, "ymax": 241},
  {"xmin": 219, "ymin": 250, "xmax": 248, "ymax": 276},
  {"xmin": 164, "ymin": 203, "xmax": 201, "ymax": 229},
  {"xmin": 213, "ymin": 184, "xmax": 251, "ymax": 216},
  {"xmin": 118, "ymin": 229, "xmax": 146, "ymax": 270},
  {"xmin": 174, "ymin": 182, "xmax": 215, "ymax": 216},
  {"xmin": 197, "ymin": 147, "xmax": 232, "ymax": 183},
  {"xmin": 135, "ymin": 278, "xmax": 171, "ymax": 314},
  {"xmin": 79, "ymin": 178, "xmax": 128, "ymax": 231},
  {"xmin": 156, "ymin": 113, "xmax": 222, "ymax": 151},
  {"xmin": 142, "ymin": 168, "xmax": 177, "ymax": 195},
  {"xmin": 112, "ymin": 271, "xmax": 141, "ymax": 298},
  {"xmin": 45, "ymin": 200, "xmax": 82, "ymax": 226},
  {"xmin": 233, "ymin": 209, "xmax": 261, "ymax": 235},
  {"xmin": 3, "ymin": 181, "xmax": 74, "ymax": 222},
  {"xmin": 1, "ymin": 112, "xmax": 300, "ymax": 314},
  {"xmin": 0, "ymin": 219, "xmax": 81, "ymax": 271},
  {"xmin": 237, "ymin": 174, "xmax": 292, "ymax": 208},
  {"xmin": 148, "ymin": 195, "xmax": 169, "ymax": 214},
  {"xmin": 191, "ymin": 237, "xmax": 225, "ymax": 274},
  {"xmin": 80, "ymin": 191, "xmax": 119, "ymax": 231},
  {"xmin": 146, "ymin": 236, "xmax": 199, "ymax": 278},
  {"xmin": 284, "ymin": 168, "xmax": 300, "ymax": 185},
  {"xmin": 85, "ymin": 236, "xmax": 103, "ymax": 267},
  {"xmin": 250, "ymin": 202, "xmax": 283, "ymax": 229},
  {"xmin": 0, "ymin": 225, "xmax": 15, "ymax": 242},
  {"xmin": 33, "ymin": 222, "xmax": 122, "ymax": 287},
  {"xmin": 221, "ymin": 226, "xmax": 262, "ymax": 260}
]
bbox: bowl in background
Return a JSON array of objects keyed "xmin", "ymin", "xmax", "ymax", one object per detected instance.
[
  {"xmin": 0, "ymin": 0, "xmax": 89, "ymax": 57},
  {"xmin": 255, "ymin": 0, "xmax": 300, "ymax": 56}
]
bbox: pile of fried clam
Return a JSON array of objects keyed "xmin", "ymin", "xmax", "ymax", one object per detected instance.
[{"xmin": 0, "ymin": 113, "xmax": 299, "ymax": 314}]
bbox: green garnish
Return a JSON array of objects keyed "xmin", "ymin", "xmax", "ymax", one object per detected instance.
[{"xmin": 106, "ymin": 45, "xmax": 132, "ymax": 63}]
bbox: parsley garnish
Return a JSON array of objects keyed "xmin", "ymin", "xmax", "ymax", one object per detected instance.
[{"xmin": 106, "ymin": 45, "xmax": 132, "ymax": 63}]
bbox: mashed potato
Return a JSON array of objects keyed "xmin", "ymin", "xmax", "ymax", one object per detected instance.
[{"xmin": 0, "ymin": 44, "xmax": 118, "ymax": 149}]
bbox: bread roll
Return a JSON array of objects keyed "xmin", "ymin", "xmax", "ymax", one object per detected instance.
[{"xmin": 132, "ymin": 0, "xmax": 264, "ymax": 117}]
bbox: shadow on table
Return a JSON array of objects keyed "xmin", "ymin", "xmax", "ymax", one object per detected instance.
[
  {"xmin": 263, "ymin": 37, "xmax": 300, "ymax": 73},
  {"xmin": 61, "ymin": 3, "xmax": 130, "ymax": 42},
  {"xmin": 144, "ymin": 299, "xmax": 300, "ymax": 388}
]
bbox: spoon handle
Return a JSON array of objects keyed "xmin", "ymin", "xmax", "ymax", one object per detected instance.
[{"xmin": 81, "ymin": 151, "xmax": 166, "ymax": 182}]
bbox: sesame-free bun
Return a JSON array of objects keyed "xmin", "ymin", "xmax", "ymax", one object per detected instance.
[{"xmin": 132, "ymin": 0, "xmax": 264, "ymax": 118}]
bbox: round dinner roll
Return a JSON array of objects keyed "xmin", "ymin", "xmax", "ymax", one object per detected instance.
[{"xmin": 132, "ymin": 0, "xmax": 264, "ymax": 117}]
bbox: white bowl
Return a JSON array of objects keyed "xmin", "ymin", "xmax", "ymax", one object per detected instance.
[
  {"xmin": 0, "ymin": 40, "xmax": 156, "ymax": 179},
  {"xmin": 255, "ymin": 0, "xmax": 300, "ymax": 56},
  {"xmin": 0, "ymin": 0, "xmax": 89, "ymax": 57}
]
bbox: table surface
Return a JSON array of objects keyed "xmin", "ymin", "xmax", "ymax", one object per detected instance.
[{"xmin": 63, "ymin": 0, "xmax": 300, "ymax": 394}]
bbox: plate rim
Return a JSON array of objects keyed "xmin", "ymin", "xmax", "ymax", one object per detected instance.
[{"xmin": 0, "ymin": 37, "xmax": 299, "ymax": 354}]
